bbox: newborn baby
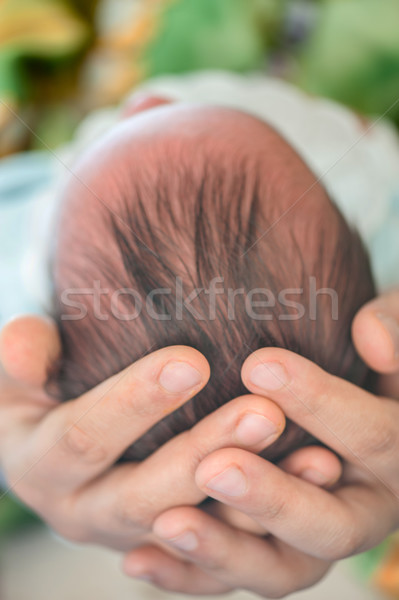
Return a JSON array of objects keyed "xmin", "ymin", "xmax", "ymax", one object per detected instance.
[{"xmin": 49, "ymin": 100, "xmax": 375, "ymax": 462}]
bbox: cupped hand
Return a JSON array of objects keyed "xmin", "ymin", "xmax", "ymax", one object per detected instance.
[
  {"xmin": 124, "ymin": 291, "xmax": 399, "ymax": 598},
  {"xmin": 0, "ymin": 315, "xmax": 337, "ymax": 573},
  {"xmin": 1, "ymin": 315, "xmax": 298, "ymax": 552}
]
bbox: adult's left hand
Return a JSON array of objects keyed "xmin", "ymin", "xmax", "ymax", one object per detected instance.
[{"xmin": 124, "ymin": 291, "xmax": 399, "ymax": 598}]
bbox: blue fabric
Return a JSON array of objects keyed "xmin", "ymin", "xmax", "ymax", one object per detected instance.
[
  {"xmin": 370, "ymin": 192, "xmax": 399, "ymax": 290},
  {"xmin": 0, "ymin": 151, "xmax": 56, "ymax": 327}
]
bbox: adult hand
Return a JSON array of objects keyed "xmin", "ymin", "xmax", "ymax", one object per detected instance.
[
  {"xmin": 124, "ymin": 290, "xmax": 399, "ymax": 598},
  {"xmin": 0, "ymin": 315, "xmax": 338, "ymax": 572},
  {"xmin": 1, "ymin": 315, "xmax": 328, "ymax": 554}
]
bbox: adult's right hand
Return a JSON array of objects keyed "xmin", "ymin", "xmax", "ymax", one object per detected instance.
[{"xmin": 0, "ymin": 315, "xmax": 299, "ymax": 554}]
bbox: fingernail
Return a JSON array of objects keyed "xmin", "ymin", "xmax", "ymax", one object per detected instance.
[
  {"xmin": 377, "ymin": 313, "xmax": 399, "ymax": 359},
  {"xmin": 250, "ymin": 362, "xmax": 289, "ymax": 391},
  {"xmin": 206, "ymin": 466, "xmax": 247, "ymax": 497},
  {"xmin": 236, "ymin": 413, "xmax": 278, "ymax": 445},
  {"xmin": 164, "ymin": 531, "xmax": 198, "ymax": 552},
  {"xmin": 159, "ymin": 361, "xmax": 202, "ymax": 393},
  {"xmin": 300, "ymin": 468, "xmax": 330, "ymax": 486}
]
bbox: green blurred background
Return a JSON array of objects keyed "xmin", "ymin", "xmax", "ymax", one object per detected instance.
[{"xmin": 1, "ymin": 0, "xmax": 399, "ymax": 158}]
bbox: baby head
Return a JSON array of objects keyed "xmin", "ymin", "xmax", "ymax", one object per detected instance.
[{"xmin": 49, "ymin": 101, "xmax": 375, "ymax": 462}]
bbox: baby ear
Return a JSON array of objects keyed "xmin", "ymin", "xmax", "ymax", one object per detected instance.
[
  {"xmin": 0, "ymin": 316, "xmax": 61, "ymax": 387},
  {"xmin": 119, "ymin": 94, "xmax": 174, "ymax": 120}
]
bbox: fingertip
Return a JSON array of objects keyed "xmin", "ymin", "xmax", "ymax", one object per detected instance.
[
  {"xmin": 111, "ymin": 345, "xmax": 210, "ymax": 399},
  {"xmin": 242, "ymin": 349, "xmax": 289, "ymax": 392},
  {"xmin": 150, "ymin": 346, "xmax": 211, "ymax": 394},
  {"xmin": 195, "ymin": 448, "xmax": 248, "ymax": 494},
  {"xmin": 352, "ymin": 307, "xmax": 399, "ymax": 374},
  {"xmin": 233, "ymin": 397, "xmax": 286, "ymax": 448},
  {"xmin": 0, "ymin": 315, "xmax": 61, "ymax": 385},
  {"xmin": 241, "ymin": 348, "xmax": 318, "ymax": 397},
  {"xmin": 165, "ymin": 345, "xmax": 211, "ymax": 382},
  {"xmin": 279, "ymin": 446, "xmax": 342, "ymax": 489}
]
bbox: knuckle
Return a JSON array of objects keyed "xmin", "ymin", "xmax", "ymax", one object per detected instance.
[
  {"xmin": 115, "ymin": 505, "xmax": 138, "ymax": 530},
  {"xmin": 287, "ymin": 385, "xmax": 328, "ymax": 424},
  {"xmin": 259, "ymin": 492, "xmax": 289, "ymax": 522},
  {"xmin": 115, "ymin": 496, "xmax": 149, "ymax": 531},
  {"xmin": 113, "ymin": 382, "xmax": 168, "ymax": 420},
  {"xmin": 358, "ymin": 421, "xmax": 397, "ymax": 461},
  {"xmin": 114, "ymin": 387, "xmax": 151, "ymax": 418},
  {"xmin": 201, "ymin": 540, "xmax": 231, "ymax": 572},
  {"xmin": 61, "ymin": 423, "xmax": 106, "ymax": 464}
]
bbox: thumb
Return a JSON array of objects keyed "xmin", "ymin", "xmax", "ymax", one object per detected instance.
[
  {"xmin": 352, "ymin": 289, "xmax": 399, "ymax": 375},
  {"xmin": 0, "ymin": 315, "xmax": 61, "ymax": 387}
]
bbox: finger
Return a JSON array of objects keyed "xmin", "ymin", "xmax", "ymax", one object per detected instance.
[
  {"xmin": 352, "ymin": 290, "xmax": 399, "ymax": 374},
  {"xmin": 13, "ymin": 346, "xmax": 210, "ymax": 491},
  {"xmin": 279, "ymin": 446, "xmax": 342, "ymax": 488},
  {"xmin": 123, "ymin": 544, "xmax": 232, "ymax": 595},
  {"xmin": 205, "ymin": 447, "xmax": 343, "ymax": 537},
  {"xmin": 71, "ymin": 394, "xmax": 286, "ymax": 542},
  {"xmin": 241, "ymin": 347, "xmax": 399, "ymax": 477},
  {"xmin": 0, "ymin": 316, "xmax": 61, "ymax": 386},
  {"xmin": 149, "ymin": 506, "xmax": 331, "ymax": 597},
  {"xmin": 195, "ymin": 449, "xmax": 397, "ymax": 561},
  {"xmin": 202, "ymin": 501, "xmax": 266, "ymax": 535}
]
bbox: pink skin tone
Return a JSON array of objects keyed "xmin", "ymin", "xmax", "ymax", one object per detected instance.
[
  {"xmin": 0, "ymin": 96, "xmax": 398, "ymax": 597},
  {"xmin": 122, "ymin": 299, "xmax": 399, "ymax": 597},
  {"xmin": 54, "ymin": 92, "xmax": 345, "ymax": 471},
  {"xmin": 56, "ymin": 93, "xmax": 328, "ymax": 278},
  {"xmin": 2, "ymin": 296, "xmax": 399, "ymax": 598},
  {"xmin": 53, "ymin": 93, "xmax": 340, "ymax": 522}
]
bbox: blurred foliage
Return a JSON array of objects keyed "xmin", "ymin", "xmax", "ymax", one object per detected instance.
[
  {"xmin": 0, "ymin": 494, "xmax": 40, "ymax": 536},
  {"xmin": 351, "ymin": 535, "xmax": 399, "ymax": 599},
  {"xmin": 142, "ymin": 0, "xmax": 282, "ymax": 76},
  {"xmin": 298, "ymin": 0, "xmax": 399, "ymax": 123},
  {"xmin": 0, "ymin": 0, "xmax": 93, "ymax": 156},
  {"xmin": 372, "ymin": 536, "xmax": 399, "ymax": 600},
  {"xmin": 1, "ymin": 0, "xmax": 398, "ymax": 157}
]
